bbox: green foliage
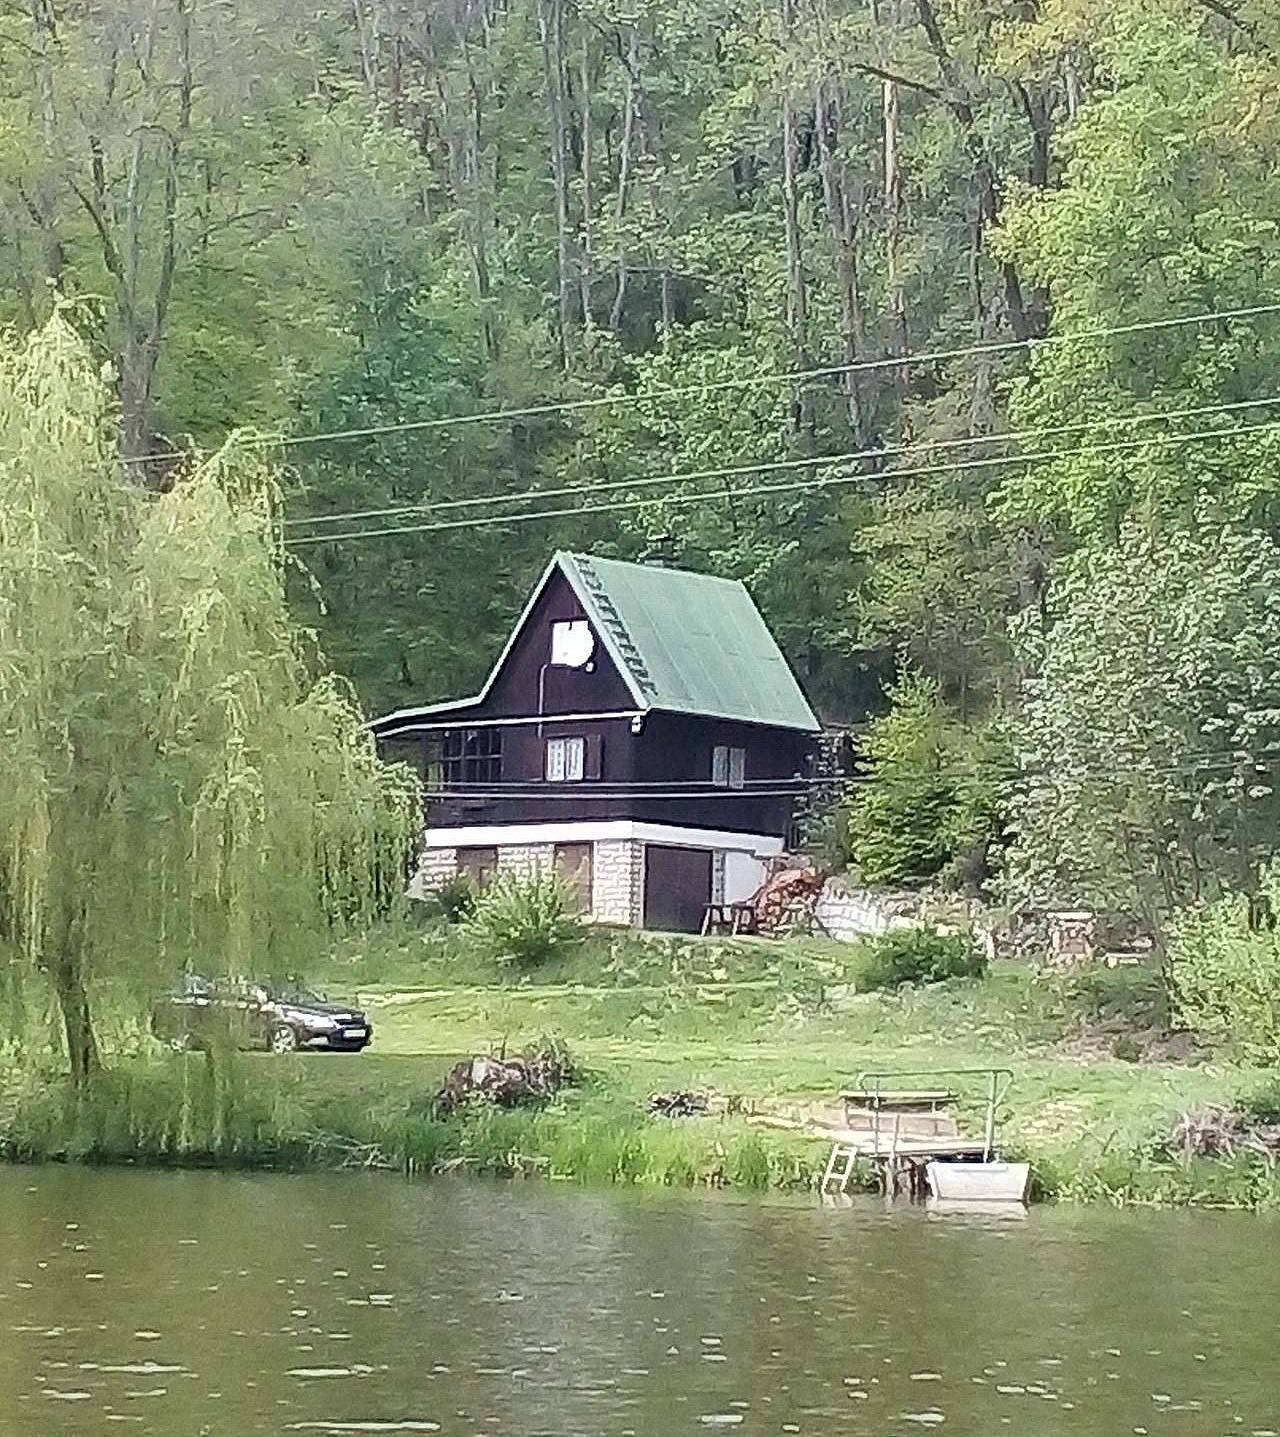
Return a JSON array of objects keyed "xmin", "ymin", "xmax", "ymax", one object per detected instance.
[
  {"xmin": 423, "ymin": 875, "xmax": 480, "ymax": 925},
  {"xmin": 853, "ymin": 927, "xmax": 987, "ymax": 992},
  {"xmin": 994, "ymin": 1, "xmax": 1280, "ymax": 540},
  {"xmin": 0, "ymin": 315, "xmax": 419, "ymax": 1079},
  {"xmin": 1002, "ymin": 519, "xmax": 1280, "ymax": 922},
  {"xmin": 843, "ymin": 674, "xmax": 956, "ymax": 884},
  {"xmin": 465, "ymin": 871, "xmax": 584, "ymax": 970},
  {"xmin": 1168, "ymin": 867, "xmax": 1280, "ymax": 1061},
  {"xmin": 840, "ymin": 674, "xmax": 1008, "ymax": 891},
  {"xmin": 1238, "ymin": 1075, "xmax": 1280, "ymax": 1127}
]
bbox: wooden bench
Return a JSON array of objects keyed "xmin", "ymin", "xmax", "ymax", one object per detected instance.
[{"xmin": 700, "ymin": 902, "xmax": 758, "ymax": 936}]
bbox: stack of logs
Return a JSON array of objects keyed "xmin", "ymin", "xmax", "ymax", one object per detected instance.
[{"xmin": 754, "ymin": 864, "xmax": 824, "ymax": 935}]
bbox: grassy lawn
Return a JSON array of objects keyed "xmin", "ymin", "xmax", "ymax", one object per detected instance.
[
  {"xmin": 4, "ymin": 920, "xmax": 1276, "ymax": 1205},
  {"xmin": 293, "ymin": 922, "xmax": 1274, "ymax": 1204}
]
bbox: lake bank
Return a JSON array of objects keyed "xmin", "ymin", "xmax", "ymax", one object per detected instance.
[{"xmin": 3, "ymin": 930, "xmax": 1278, "ymax": 1208}]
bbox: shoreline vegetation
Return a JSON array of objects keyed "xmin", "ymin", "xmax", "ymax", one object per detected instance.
[{"xmin": 4, "ymin": 923, "xmax": 1280, "ymax": 1211}]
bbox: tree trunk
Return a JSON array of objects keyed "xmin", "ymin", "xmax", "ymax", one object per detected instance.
[
  {"xmin": 578, "ymin": 31, "xmax": 594, "ymax": 327},
  {"xmin": 26, "ymin": 0, "xmax": 66, "ymax": 291},
  {"xmin": 538, "ymin": 0, "xmax": 575, "ymax": 369},
  {"xmin": 779, "ymin": 0, "xmax": 808, "ymax": 432},
  {"xmin": 464, "ymin": 42, "xmax": 497, "ymax": 359},
  {"xmin": 609, "ymin": 27, "xmax": 640, "ymax": 332},
  {"xmin": 814, "ymin": 74, "xmax": 868, "ymax": 444},
  {"xmin": 914, "ymin": 0, "xmax": 1044, "ymax": 342},
  {"xmin": 883, "ymin": 75, "xmax": 910, "ymax": 410},
  {"xmin": 50, "ymin": 947, "xmax": 101, "ymax": 1090}
]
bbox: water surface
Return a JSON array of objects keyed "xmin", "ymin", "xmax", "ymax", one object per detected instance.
[{"xmin": 1, "ymin": 1166, "xmax": 1276, "ymax": 1434}]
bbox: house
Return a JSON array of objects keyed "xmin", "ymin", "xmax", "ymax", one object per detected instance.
[{"xmin": 371, "ymin": 551, "xmax": 821, "ymax": 932}]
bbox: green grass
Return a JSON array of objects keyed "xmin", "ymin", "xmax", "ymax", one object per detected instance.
[{"xmin": 3, "ymin": 921, "xmax": 1277, "ymax": 1206}]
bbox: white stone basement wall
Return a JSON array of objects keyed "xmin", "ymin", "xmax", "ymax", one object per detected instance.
[
  {"xmin": 407, "ymin": 845, "xmax": 457, "ymax": 901},
  {"xmin": 591, "ymin": 839, "xmax": 644, "ymax": 926}
]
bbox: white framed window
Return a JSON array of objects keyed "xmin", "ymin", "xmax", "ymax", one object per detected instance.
[
  {"xmin": 712, "ymin": 744, "xmax": 746, "ymax": 789},
  {"xmin": 545, "ymin": 735, "xmax": 586, "ymax": 781}
]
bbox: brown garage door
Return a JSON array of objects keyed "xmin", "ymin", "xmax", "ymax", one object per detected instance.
[
  {"xmin": 554, "ymin": 842, "xmax": 593, "ymax": 914},
  {"xmin": 643, "ymin": 845, "xmax": 712, "ymax": 933}
]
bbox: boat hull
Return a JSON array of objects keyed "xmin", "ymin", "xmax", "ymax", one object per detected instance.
[{"xmin": 925, "ymin": 1160, "xmax": 1030, "ymax": 1203}]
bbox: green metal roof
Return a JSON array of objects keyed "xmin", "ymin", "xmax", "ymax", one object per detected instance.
[{"xmin": 557, "ymin": 552, "xmax": 819, "ymax": 732}]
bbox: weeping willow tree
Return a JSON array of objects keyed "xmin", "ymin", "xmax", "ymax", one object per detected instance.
[{"xmin": 0, "ymin": 315, "xmax": 419, "ymax": 1085}]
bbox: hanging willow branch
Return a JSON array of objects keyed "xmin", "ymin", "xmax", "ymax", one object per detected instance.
[{"xmin": 0, "ymin": 312, "xmax": 420, "ymax": 1082}]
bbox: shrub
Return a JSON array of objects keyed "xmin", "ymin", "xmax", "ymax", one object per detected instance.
[
  {"xmin": 854, "ymin": 926, "xmax": 986, "ymax": 991},
  {"xmin": 1239, "ymin": 1075, "xmax": 1280, "ymax": 1126},
  {"xmin": 1169, "ymin": 869, "xmax": 1280, "ymax": 1061},
  {"xmin": 465, "ymin": 870, "xmax": 583, "ymax": 970},
  {"xmin": 423, "ymin": 873, "xmax": 479, "ymax": 924}
]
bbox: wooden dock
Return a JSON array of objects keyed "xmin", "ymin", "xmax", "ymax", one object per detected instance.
[{"xmin": 817, "ymin": 1067, "xmax": 1015, "ymax": 1200}]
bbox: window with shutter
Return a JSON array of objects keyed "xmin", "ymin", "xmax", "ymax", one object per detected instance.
[
  {"xmin": 545, "ymin": 736, "xmax": 587, "ymax": 782},
  {"xmin": 728, "ymin": 746, "xmax": 746, "ymax": 789},
  {"xmin": 583, "ymin": 733, "xmax": 603, "ymax": 779},
  {"xmin": 712, "ymin": 745, "xmax": 746, "ymax": 788}
]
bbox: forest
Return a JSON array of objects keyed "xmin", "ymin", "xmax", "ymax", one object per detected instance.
[{"xmin": 3, "ymin": 0, "xmax": 1280, "ymax": 957}]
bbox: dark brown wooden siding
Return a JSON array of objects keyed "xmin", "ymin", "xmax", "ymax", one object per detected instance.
[
  {"xmin": 481, "ymin": 568, "xmax": 634, "ymax": 717},
  {"xmin": 418, "ymin": 712, "xmax": 811, "ymax": 838},
  {"xmin": 377, "ymin": 569, "xmax": 815, "ymax": 841}
]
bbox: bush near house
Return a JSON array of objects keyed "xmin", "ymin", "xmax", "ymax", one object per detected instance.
[
  {"xmin": 465, "ymin": 870, "xmax": 584, "ymax": 970},
  {"xmin": 837, "ymin": 673, "xmax": 1010, "ymax": 894},
  {"xmin": 853, "ymin": 926, "xmax": 987, "ymax": 991},
  {"xmin": 422, "ymin": 873, "xmax": 479, "ymax": 924}
]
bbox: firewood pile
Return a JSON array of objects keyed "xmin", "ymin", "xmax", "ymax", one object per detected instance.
[
  {"xmin": 434, "ymin": 1044, "xmax": 576, "ymax": 1116},
  {"xmin": 754, "ymin": 864, "xmax": 824, "ymax": 935},
  {"xmin": 1166, "ymin": 1104, "xmax": 1280, "ymax": 1160}
]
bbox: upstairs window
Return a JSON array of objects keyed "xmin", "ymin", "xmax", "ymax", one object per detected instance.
[
  {"xmin": 545, "ymin": 734, "xmax": 602, "ymax": 781},
  {"xmin": 712, "ymin": 744, "xmax": 746, "ymax": 789},
  {"xmin": 550, "ymin": 618, "xmax": 595, "ymax": 668},
  {"xmin": 439, "ymin": 727, "xmax": 502, "ymax": 786},
  {"xmin": 546, "ymin": 735, "xmax": 584, "ymax": 781}
]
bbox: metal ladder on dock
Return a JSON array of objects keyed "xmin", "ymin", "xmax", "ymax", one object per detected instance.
[
  {"xmin": 821, "ymin": 1111, "xmax": 906, "ymax": 1195},
  {"xmin": 820, "ymin": 1141, "xmax": 861, "ymax": 1195}
]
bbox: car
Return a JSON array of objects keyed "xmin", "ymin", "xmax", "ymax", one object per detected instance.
[{"xmin": 152, "ymin": 975, "xmax": 373, "ymax": 1054}]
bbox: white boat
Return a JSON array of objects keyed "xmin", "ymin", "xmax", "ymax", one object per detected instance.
[{"xmin": 925, "ymin": 1160, "xmax": 1030, "ymax": 1204}]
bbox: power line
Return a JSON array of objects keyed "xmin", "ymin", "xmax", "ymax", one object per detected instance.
[
  {"xmin": 285, "ymin": 393, "xmax": 1280, "ymax": 531},
  {"xmin": 125, "ymin": 300, "xmax": 1280, "ymax": 469},
  {"xmin": 285, "ymin": 416, "xmax": 1280, "ymax": 548}
]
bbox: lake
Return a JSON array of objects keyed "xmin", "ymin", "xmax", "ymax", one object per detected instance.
[{"xmin": 1, "ymin": 1166, "xmax": 1276, "ymax": 1435}]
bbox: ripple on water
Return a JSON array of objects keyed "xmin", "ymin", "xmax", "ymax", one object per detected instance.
[
  {"xmin": 284, "ymin": 1424, "xmax": 441, "ymax": 1433},
  {"xmin": 287, "ymin": 1367, "xmax": 376, "ymax": 1379}
]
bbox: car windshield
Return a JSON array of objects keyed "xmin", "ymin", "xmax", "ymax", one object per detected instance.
[{"xmin": 274, "ymin": 987, "xmax": 328, "ymax": 1006}]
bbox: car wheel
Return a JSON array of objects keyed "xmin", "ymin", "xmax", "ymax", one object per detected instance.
[{"xmin": 270, "ymin": 1024, "xmax": 300, "ymax": 1054}]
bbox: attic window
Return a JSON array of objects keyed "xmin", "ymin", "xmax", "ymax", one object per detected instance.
[
  {"xmin": 712, "ymin": 745, "xmax": 746, "ymax": 789},
  {"xmin": 550, "ymin": 619, "xmax": 595, "ymax": 667}
]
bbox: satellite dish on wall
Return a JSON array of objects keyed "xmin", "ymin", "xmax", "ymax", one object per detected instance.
[{"xmin": 551, "ymin": 619, "xmax": 596, "ymax": 668}]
